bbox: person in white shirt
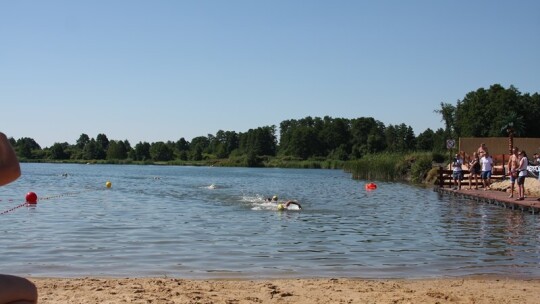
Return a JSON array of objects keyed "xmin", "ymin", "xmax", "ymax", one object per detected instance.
[
  {"xmin": 451, "ymin": 153, "xmax": 463, "ymax": 190},
  {"xmin": 516, "ymin": 150, "xmax": 529, "ymax": 201},
  {"xmin": 480, "ymin": 152, "xmax": 493, "ymax": 190}
]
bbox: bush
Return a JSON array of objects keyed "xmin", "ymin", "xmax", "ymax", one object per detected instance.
[
  {"xmin": 432, "ymin": 152, "xmax": 446, "ymax": 163},
  {"xmin": 410, "ymin": 154, "xmax": 434, "ymax": 183}
]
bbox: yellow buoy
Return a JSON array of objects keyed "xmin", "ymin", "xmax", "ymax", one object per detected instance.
[{"xmin": 106, "ymin": 181, "xmax": 112, "ymax": 188}]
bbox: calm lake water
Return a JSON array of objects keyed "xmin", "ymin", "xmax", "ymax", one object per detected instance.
[{"xmin": 1, "ymin": 163, "xmax": 539, "ymax": 279}]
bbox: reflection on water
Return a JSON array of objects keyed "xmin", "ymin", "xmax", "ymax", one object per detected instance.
[{"xmin": 0, "ymin": 163, "xmax": 539, "ymax": 279}]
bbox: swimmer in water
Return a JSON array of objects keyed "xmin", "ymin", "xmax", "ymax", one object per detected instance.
[
  {"xmin": 266, "ymin": 195, "xmax": 278, "ymax": 202},
  {"xmin": 277, "ymin": 200, "xmax": 302, "ymax": 211}
]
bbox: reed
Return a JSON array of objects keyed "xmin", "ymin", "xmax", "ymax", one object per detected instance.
[
  {"xmin": 265, "ymin": 158, "xmax": 345, "ymax": 169},
  {"xmin": 344, "ymin": 152, "xmax": 434, "ymax": 182}
]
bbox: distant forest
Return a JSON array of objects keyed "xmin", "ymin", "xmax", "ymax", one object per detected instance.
[{"xmin": 11, "ymin": 84, "xmax": 540, "ymax": 166}]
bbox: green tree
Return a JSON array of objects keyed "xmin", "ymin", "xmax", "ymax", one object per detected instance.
[
  {"xmin": 16, "ymin": 137, "xmax": 41, "ymax": 159},
  {"xmin": 416, "ymin": 128, "xmax": 435, "ymax": 151},
  {"xmin": 350, "ymin": 117, "xmax": 386, "ymax": 158},
  {"xmin": 434, "ymin": 102, "xmax": 456, "ymax": 139},
  {"xmin": 287, "ymin": 126, "xmax": 318, "ymax": 159},
  {"xmin": 396, "ymin": 124, "xmax": 416, "ymax": 151},
  {"xmin": 384, "ymin": 125, "xmax": 397, "ymax": 152},
  {"xmin": 175, "ymin": 138, "xmax": 190, "ymax": 152},
  {"xmin": 239, "ymin": 126, "xmax": 277, "ymax": 157},
  {"xmin": 432, "ymin": 128, "xmax": 447, "ymax": 152},
  {"xmin": 319, "ymin": 116, "xmax": 351, "ymax": 156},
  {"xmin": 49, "ymin": 142, "xmax": 70, "ymax": 160},
  {"xmin": 132, "ymin": 142, "xmax": 151, "ymax": 161},
  {"xmin": 123, "ymin": 140, "xmax": 132, "ymax": 154},
  {"xmin": 245, "ymin": 150, "xmax": 261, "ymax": 167},
  {"xmin": 82, "ymin": 139, "xmax": 101, "ymax": 160},
  {"xmin": 517, "ymin": 91, "xmax": 540, "ymax": 138},
  {"xmin": 107, "ymin": 140, "xmax": 128, "ymax": 160},
  {"xmin": 278, "ymin": 117, "xmax": 322, "ymax": 157},
  {"xmin": 190, "ymin": 136, "xmax": 210, "ymax": 158},
  {"xmin": 213, "ymin": 130, "xmax": 239, "ymax": 158},
  {"xmin": 384, "ymin": 124, "xmax": 416, "ymax": 152},
  {"xmin": 190, "ymin": 145, "xmax": 203, "ymax": 161},
  {"xmin": 96, "ymin": 133, "xmax": 109, "ymax": 152},
  {"xmin": 76, "ymin": 133, "xmax": 90, "ymax": 149},
  {"xmin": 279, "ymin": 119, "xmax": 295, "ymax": 155},
  {"xmin": 453, "ymin": 84, "xmax": 535, "ymax": 138},
  {"xmin": 150, "ymin": 142, "xmax": 173, "ymax": 161}
]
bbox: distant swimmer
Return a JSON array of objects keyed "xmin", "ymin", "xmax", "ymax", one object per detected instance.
[
  {"xmin": 266, "ymin": 195, "xmax": 278, "ymax": 202},
  {"xmin": 207, "ymin": 184, "xmax": 217, "ymax": 189},
  {"xmin": 277, "ymin": 200, "xmax": 302, "ymax": 211}
]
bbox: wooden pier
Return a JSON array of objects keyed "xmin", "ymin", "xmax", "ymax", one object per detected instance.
[
  {"xmin": 435, "ymin": 166, "xmax": 540, "ymax": 214},
  {"xmin": 436, "ymin": 187, "xmax": 540, "ymax": 214}
]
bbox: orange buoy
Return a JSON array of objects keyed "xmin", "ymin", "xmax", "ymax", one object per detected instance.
[{"xmin": 365, "ymin": 183, "xmax": 377, "ymax": 190}]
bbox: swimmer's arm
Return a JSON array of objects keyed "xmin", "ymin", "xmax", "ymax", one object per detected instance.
[{"xmin": 285, "ymin": 201, "xmax": 302, "ymax": 209}]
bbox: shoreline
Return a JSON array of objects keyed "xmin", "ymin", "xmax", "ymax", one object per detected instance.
[{"xmin": 33, "ymin": 276, "xmax": 540, "ymax": 303}]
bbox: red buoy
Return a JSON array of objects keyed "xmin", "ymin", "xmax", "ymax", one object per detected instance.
[
  {"xmin": 25, "ymin": 192, "xmax": 38, "ymax": 204},
  {"xmin": 365, "ymin": 183, "xmax": 377, "ymax": 190}
]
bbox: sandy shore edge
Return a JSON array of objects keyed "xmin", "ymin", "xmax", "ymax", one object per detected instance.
[{"xmin": 32, "ymin": 277, "xmax": 540, "ymax": 304}]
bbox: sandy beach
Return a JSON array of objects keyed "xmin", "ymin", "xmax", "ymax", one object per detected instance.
[
  {"xmin": 489, "ymin": 177, "xmax": 540, "ymax": 197},
  {"xmin": 32, "ymin": 277, "xmax": 540, "ymax": 304}
]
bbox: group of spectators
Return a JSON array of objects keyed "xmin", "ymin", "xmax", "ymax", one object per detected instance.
[
  {"xmin": 451, "ymin": 143, "xmax": 533, "ymax": 201},
  {"xmin": 506, "ymin": 146, "xmax": 530, "ymax": 200},
  {"xmin": 451, "ymin": 143, "xmax": 493, "ymax": 191}
]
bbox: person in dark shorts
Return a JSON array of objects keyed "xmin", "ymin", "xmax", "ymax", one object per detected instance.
[
  {"xmin": 452, "ymin": 153, "xmax": 464, "ymax": 190},
  {"xmin": 507, "ymin": 147, "xmax": 520, "ymax": 198},
  {"xmin": 516, "ymin": 150, "xmax": 529, "ymax": 201}
]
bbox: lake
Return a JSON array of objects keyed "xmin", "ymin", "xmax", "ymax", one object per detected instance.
[{"xmin": 1, "ymin": 163, "xmax": 539, "ymax": 279}]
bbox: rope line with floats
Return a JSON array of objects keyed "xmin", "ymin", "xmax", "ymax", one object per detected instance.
[{"xmin": 0, "ymin": 181, "xmax": 112, "ymax": 216}]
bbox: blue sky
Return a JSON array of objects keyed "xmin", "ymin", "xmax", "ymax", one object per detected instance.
[{"xmin": 1, "ymin": 1, "xmax": 539, "ymax": 148}]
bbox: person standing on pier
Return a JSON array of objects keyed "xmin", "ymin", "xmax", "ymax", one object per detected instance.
[
  {"xmin": 468, "ymin": 152, "xmax": 481, "ymax": 190},
  {"xmin": 516, "ymin": 150, "xmax": 528, "ymax": 201},
  {"xmin": 507, "ymin": 147, "xmax": 520, "ymax": 198},
  {"xmin": 480, "ymin": 152, "xmax": 493, "ymax": 190},
  {"xmin": 452, "ymin": 153, "xmax": 464, "ymax": 190},
  {"xmin": 477, "ymin": 143, "xmax": 489, "ymax": 156}
]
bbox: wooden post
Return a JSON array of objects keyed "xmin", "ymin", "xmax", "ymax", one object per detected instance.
[
  {"xmin": 439, "ymin": 166, "xmax": 444, "ymax": 188},
  {"xmin": 502, "ymin": 154, "xmax": 506, "ymax": 177}
]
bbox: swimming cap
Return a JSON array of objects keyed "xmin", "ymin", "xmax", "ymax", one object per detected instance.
[
  {"xmin": 277, "ymin": 204, "xmax": 285, "ymax": 211},
  {"xmin": 272, "ymin": 195, "xmax": 278, "ymax": 201}
]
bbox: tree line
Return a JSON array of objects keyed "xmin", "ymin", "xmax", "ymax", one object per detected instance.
[
  {"xmin": 437, "ymin": 84, "xmax": 540, "ymax": 139},
  {"xmin": 11, "ymin": 84, "xmax": 539, "ymax": 166}
]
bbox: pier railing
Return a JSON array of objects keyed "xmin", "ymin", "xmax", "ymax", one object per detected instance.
[
  {"xmin": 436, "ymin": 154, "xmax": 509, "ymax": 188},
  {"xmin": 436, "ymin": 168, "xmax": 506, "ymax": 187}
]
